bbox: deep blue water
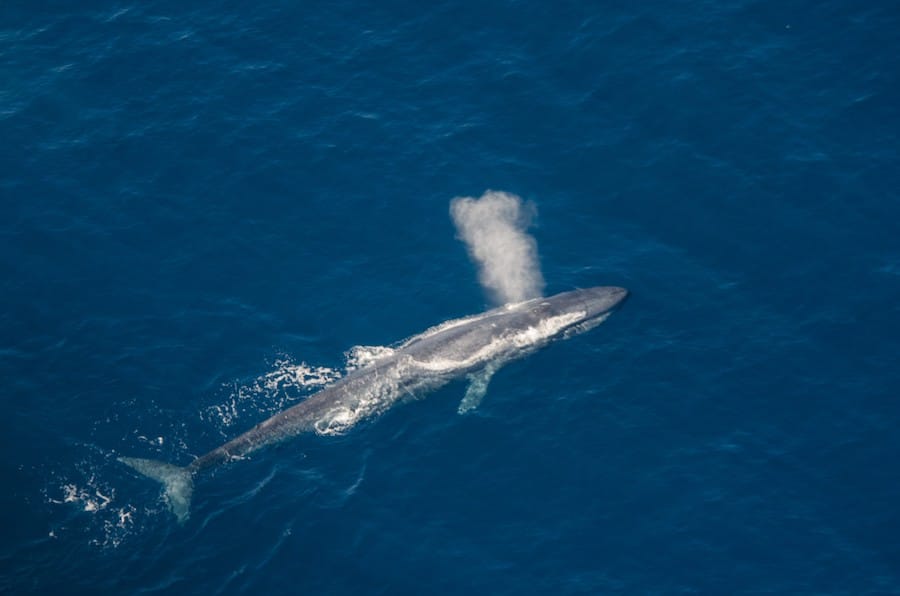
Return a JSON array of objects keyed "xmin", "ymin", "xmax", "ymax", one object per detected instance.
[{"xmin": 3, "ymin": 1, "xmax": 900, "ymax": 593}]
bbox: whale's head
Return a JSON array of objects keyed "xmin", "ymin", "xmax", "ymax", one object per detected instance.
[
  {"xmin": 571, "ymin": 286, "xmax": 629, "ymax": 320},
  {"xmin": 518, "ymin": 286, "xmax": 629, "ymax": 339},
  {"xmin": 398, "ymin": 286, "xmax": 628, "ymax": 373}
]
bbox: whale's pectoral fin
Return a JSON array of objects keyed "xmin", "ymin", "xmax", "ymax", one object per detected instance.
[
  {"xmin": 119, "ymin": 456, "xmax": 194, "ymax": 523},
  {"xmin": 458, "ymin": 364, "xmax": 498, "ymax": 414}
]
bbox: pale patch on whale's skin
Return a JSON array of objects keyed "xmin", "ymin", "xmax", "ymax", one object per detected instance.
[{"xmin": 119, "ymin": 286, "xmax": 628, "ymax": 522}]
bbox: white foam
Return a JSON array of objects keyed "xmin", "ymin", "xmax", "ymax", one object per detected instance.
[
  {"xmin": 93, "ymin": 504, "xmax": 136, "ymax": 548},
  {"xmin": 136, "ymin": 435, "xmax": 164, "ymax": 447},
  {"xmin": 344, "ymin": 345, "xmax": 396, "ymax": 370},
  {"xmin": 205, "ymin": 358, "xmax": 342, "ymax": 429},
  {"xmin": 411, "ymin": 311, "xmax": 585, "ymax": 372},
  {"xmin": 563, "ymin": 312, "xmax": 611, "ymax": 338},
  {"xmin": 56, "ymin": 481, "xmax": 113, "ymax": 513},
  {"xmin": 258, "ymin": 359, "xmax": 341, "ymax": 392},
  {"xmin": 314, "ymin": 406, "xmax": 357, "ymax": 435},
  {"xmin": 47, "ymin": 471, "xmax": 139, "ymax": 549},
  {"xmin": 510, "ymin": 311, "xmax": 586, "ymax": 347}
]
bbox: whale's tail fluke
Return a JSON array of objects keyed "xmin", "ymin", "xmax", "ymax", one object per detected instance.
[{"xmin": 119, "ymin": 457, "xmax": 194, "ymax": 523}]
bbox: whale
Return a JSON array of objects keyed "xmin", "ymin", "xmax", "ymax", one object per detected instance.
[{"xmin": 119, "ymin": 286, "xmax": 628, "ymax": 522}]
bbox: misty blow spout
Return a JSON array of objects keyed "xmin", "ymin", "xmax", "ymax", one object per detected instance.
[{"xmin": 451, "ymin": 191, "xmax": 544, "ymax": 305}]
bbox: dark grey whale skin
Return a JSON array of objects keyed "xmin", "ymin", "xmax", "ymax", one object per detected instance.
[{"xmin": 119, "ymin": 286, "xmax": 628, "ymax": 522}]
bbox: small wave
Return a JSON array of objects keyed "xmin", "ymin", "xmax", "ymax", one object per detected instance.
[
  {"xmin": 45, "ymin": 463, "xmax": 145, "ymax": 549},
  {"xmin": 344, "ymin": 344, "xmax": 396, "ymax": 370},
  {"xmin": 50, "ymin": 481, "xmax": 113, "ymax": 513},
  {"xmin": 203, "ymin": 358, "xmax": 342, "ymax": 430}
]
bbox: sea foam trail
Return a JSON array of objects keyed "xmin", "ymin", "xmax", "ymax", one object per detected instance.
[{"xmin": 450, "ymin": 191, "xmax": 545, "ymax": 305}]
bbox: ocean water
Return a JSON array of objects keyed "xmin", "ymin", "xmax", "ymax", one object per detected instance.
[{"xmin": 2, "ymin": 1, "xmax": 900, "ymax": 593}]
